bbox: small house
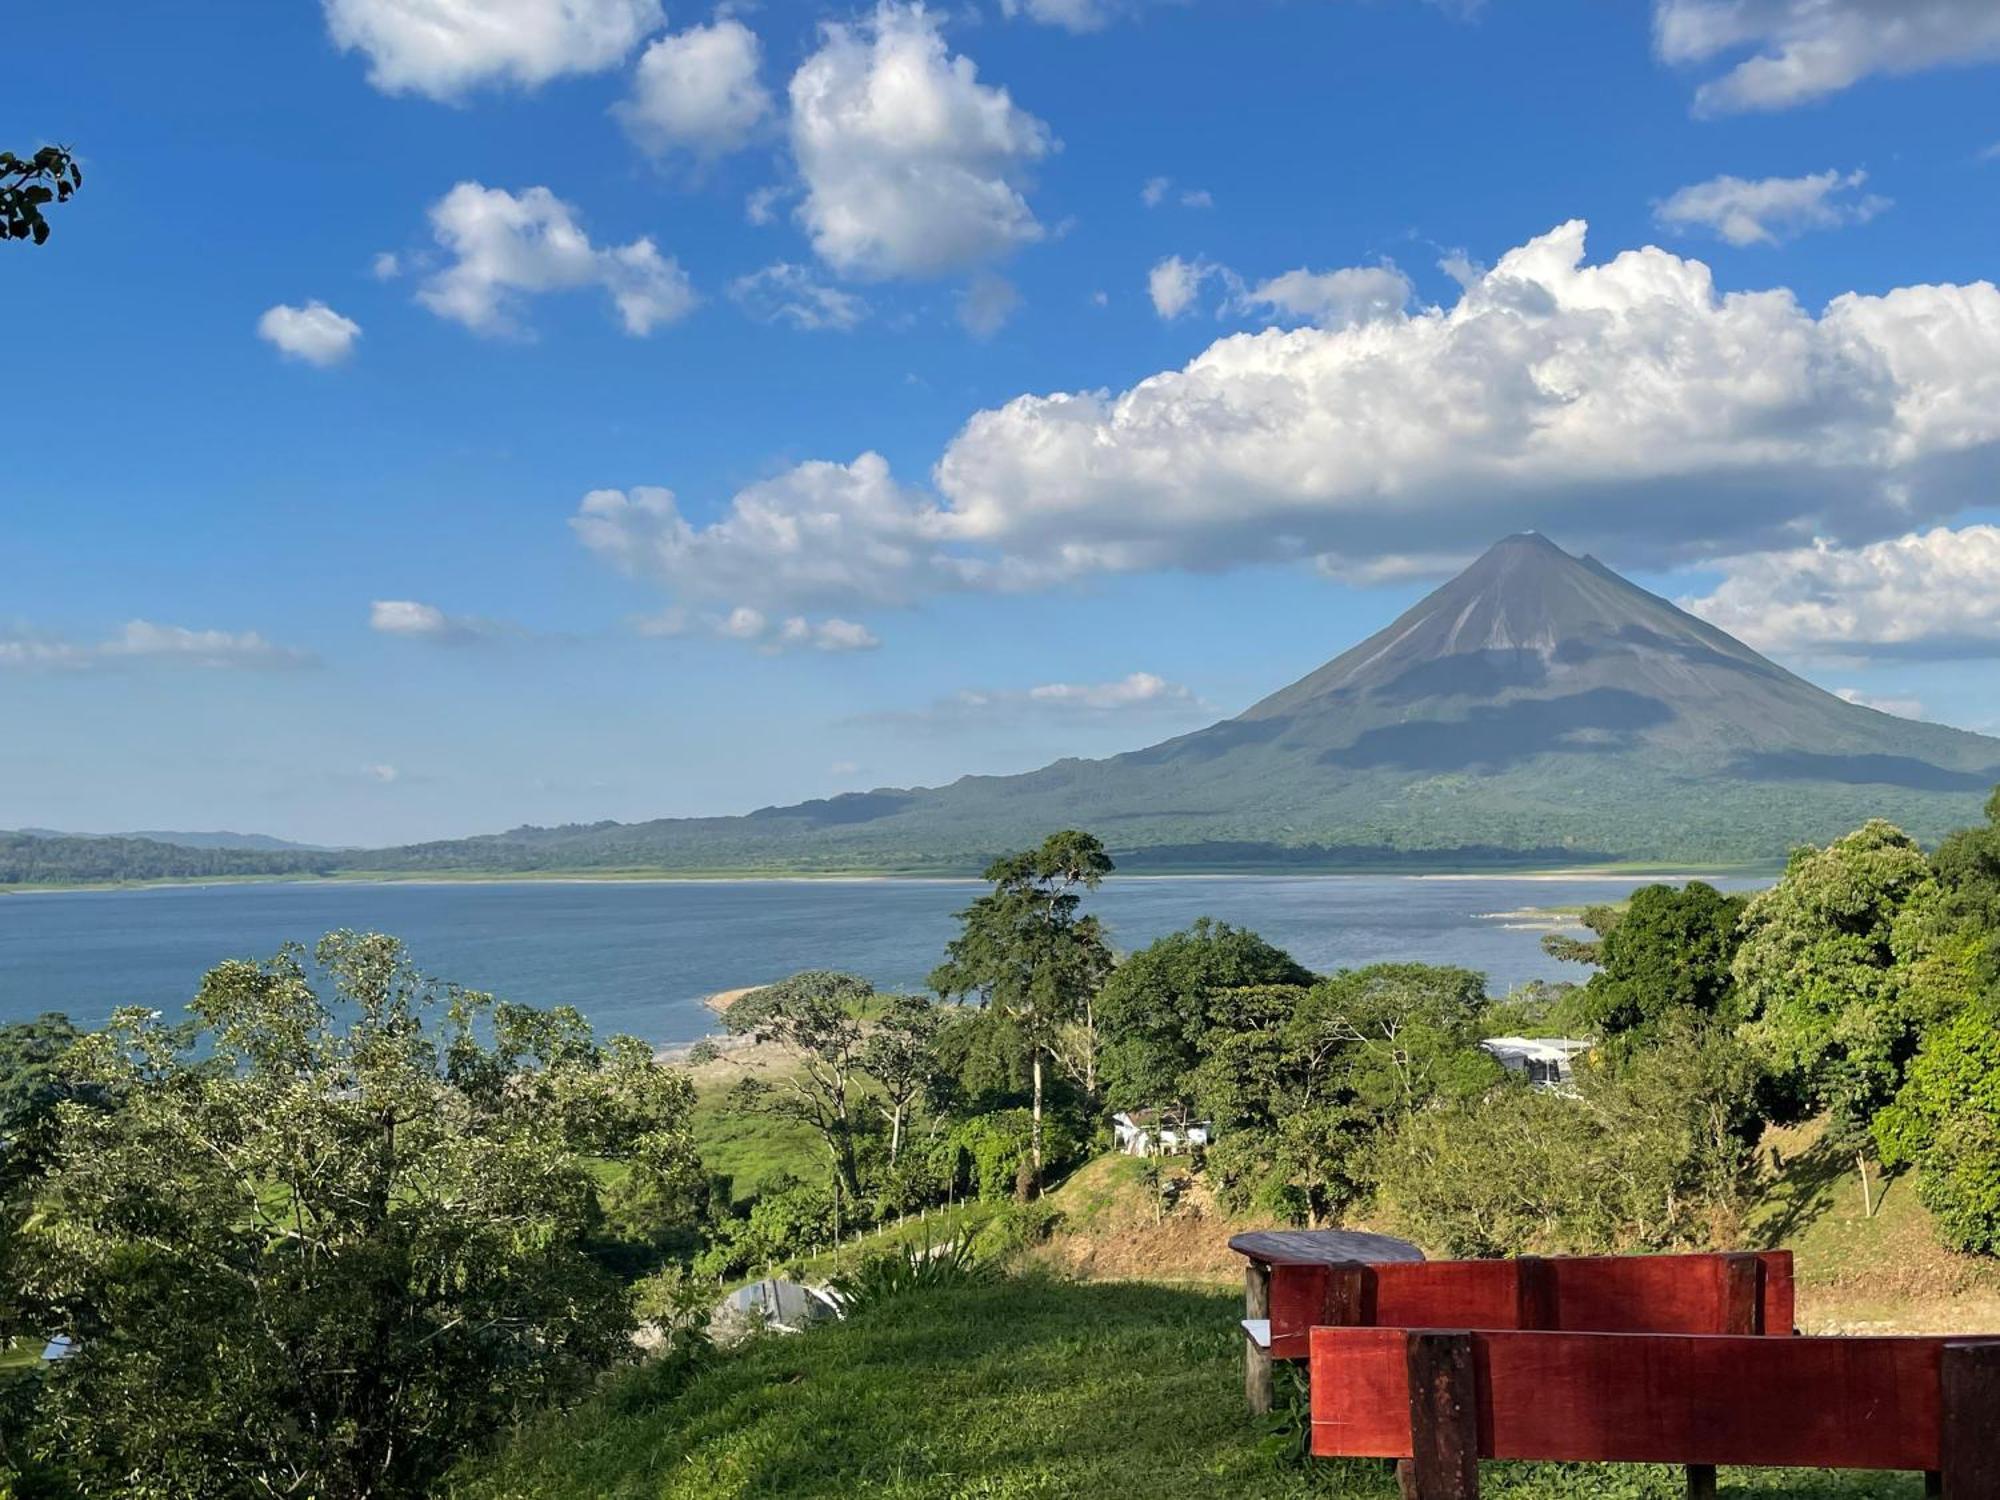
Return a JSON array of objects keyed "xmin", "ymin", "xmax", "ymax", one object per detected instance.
[
  {"xmin": 1111, "ymin": 1109, "xmax": 1213, "ymax": 1156},
  {"xmin": 1479, "ymin": 1036, "xmax": 1592, "ymax": 1090}
]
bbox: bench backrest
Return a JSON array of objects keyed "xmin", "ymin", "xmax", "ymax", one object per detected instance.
[
  {"xmin": 1265, "ymin": 1250, "xmax": 1792, "ymax": 1360},
  {"xmin": 1310, "ymin": 1326, "xmax": 2000, "ymax": 1476}
]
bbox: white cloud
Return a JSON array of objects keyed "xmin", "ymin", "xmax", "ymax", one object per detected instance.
[
  {"xmin": 573, "ymin": 453, "xmax": 993, "ymax": 616},
  {"xmin": 1835, "ymin": 687, "xmax": 1926, "ymax": 719},
  {"xmin": 788, "ymin": 3, "xmax": 1054, "ymax": 279},
  {"xmin": 2, "ymin": 621, "xmax": 313, "ymax": 672},
  {"xmin": 368, "ymin": 599, "xmax": 505, "ymax": 643},
  {"xmin": 322, "ymin": 0, "xmax": 662, "ymax": 99},
  {"xmin": 632, "ymin": 601, "xmax": 879, "ymax": 653},
  {"xmin": 616, "ymin": 19, "xmax": 772, "ymax": 160},
  {"xmin": 866, "ymin": 671, "xmax": 1211, "ymax": 731},
  {"xmin": 1000, "ymin": 0, "xmax": 1120, "ymax": 28},
  {"xmin": 371, "ymin": 251, "xmax": 402, "ymax": 280},
  {"xmin": 1680, "ymin": 526, "xmax": 2000, "ymax": 658},
  {"xmin": 934, "ymin": 221, "xmax": 2000, "ymax": 580},
  {"xmin": 1239, "ymin": 264, "xmax": 1414, "ymax": 328},
  {"xmin": 574, "ymin": 223, "xmax": 2000, "ymax": 631},
  {"xmin": 363, "ymin": 763, "xmax": 401, "ymax": 785},
  {"xmin": 1653, "ymin": 0, "xmax": 2000, "ymax": 115},
  {"xmin": 256, "ymin": 301, "xmax": 362, "ymax": 365},
  {"xmin": 1142, "ymin": 175, "xmax": 1211, "ymax": 209},
  {"xmin": 1655, "ymin": 169, "xmax": 1888, "ymax": 247},
  {"xmin": 418, "ymin": 182, "xmax": 695, "ymax": 337},
  {"xmin": 1147, "ymin": 255, "xmax": 1217, "ymax": 319},
  {"xmin": 956, "ymin": 272, "xmax": 1021, "ymax": 338},
  {"xmin": 729, "ymin": 263, "xmax": 868, "ymax": 331}
]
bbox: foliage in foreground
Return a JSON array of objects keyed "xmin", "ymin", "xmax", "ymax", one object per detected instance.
[
  {"xmin": 450, "ymin": 1276, "xmax": 1923, "ymax": 1500},
  {"xmin": 7, "ymin": 933, "xmax": 703, "ymax": 1500}
]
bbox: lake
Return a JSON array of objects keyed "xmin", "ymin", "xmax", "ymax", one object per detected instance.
[{"xmin": 0, "ymin": 875, "xmax": 1761, "ymax": 1045}]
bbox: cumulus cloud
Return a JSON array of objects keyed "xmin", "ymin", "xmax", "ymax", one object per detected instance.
[
  {"xmin": 1147, "ymin": 255, "xmax": 1219, "ymax": 319},
  {"xmin": 574, "ymin": 223, "xmax": 2000, "ymax": 633},
  {"xmin": 788, "ymin": 3, "xmax": 1054, "ymax": 279},
  {"xmin": 256, "ymin": 301, "xmax": 362, "ymax": 365},
  {"xmin": 368, "ymin": 599, "xmax": 508, "ymax": 643},
  {"xmin": 1653, "ymin": 0, "xmax": 2000, "ymax": 115},
  {"xmin": 371, "ymin": 251, "xmax": 402, "ymax": 280},
  {"xmin": 1680, "ymin": 526, "xmax": 2000, "ymax": 658},
  {"xmin": 864, "ymin": 671, "xmax": 1211, "ymax": 732},
  {"xmin": 573, "ymin": 453, "xmax": 1002, "ymax": 616},
  {"xmin": 1142, "ymin": 175, "xmax": 1212, "ymax": 209},
  {"xmin": 616, "ymin": 19, "xmax": 772, "ymax": 160},
  {"xmin": 1239, "ymin": 264, "xmax": 1414, "ymax": 328},
  {"xmin": 417, "ymin": 182, "xmax": 695, "ymax": 337},
  {"xmin": 729, "ymin": 263, "xmax": 868, "ymax": 331},
  {"xmin": 1, "ymin": 621, "xmax": 313, "ymax": 672},
  {"xmin": 322, "ymin": 0, "xmax": 662, "ymax": 99},
  {"xmin": 935, "ymin": 221, "xmax": 2000, "ymax": 579},
  {"xmin": 1655, "ymin": 169, "xmax": 1888, "ymax": 247}
]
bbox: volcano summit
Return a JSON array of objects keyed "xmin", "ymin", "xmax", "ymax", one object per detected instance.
[{"xmin": 369, "ymin": 535, "xmax": 2000, "ymax": 874}]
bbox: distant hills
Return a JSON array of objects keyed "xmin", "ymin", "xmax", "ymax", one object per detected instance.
[
  {"xmin": 14, "ymin": 828, "xmax": 331, "ymax": 853},
  {"xmin": 10, "ymin": 535, "xmax": 1999, "ymax": 884}
]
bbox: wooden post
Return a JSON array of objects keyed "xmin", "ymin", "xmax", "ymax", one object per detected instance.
[
  {"xmin": 1681, "ymin": 1253, "xmax": 1764, "ymax": 1499},
  {"xmin": 1720, "ymin": 1252, "xmax": 1763, "ymax": 1335},
  {"xmin": 1925, "ymin": 1474, "xmax": 1944, "ymax": 1498},
  {"xmin": 1245, "ymin": 1260, "xmax": 1273, "ymax": 1416},
  {"xmin": 1940, "ymin": 1340, "xmax": 2000, "ymax": 1498},
  {"xmin": 1323, "ymin": 1261, "xmax": 1369, "ymax": 1327},
  {"xmin": 1514, "ymin": 1256, "xmax": 1557, "ymax": 1331},
  {"xmin": 1404, "ymin": 1331, "xmax": 1479, "ymax": 1500}
]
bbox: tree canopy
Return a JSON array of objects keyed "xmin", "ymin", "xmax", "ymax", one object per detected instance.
[{"xmin": 1, "ymin": 147, "xmax": 81, "ymax": 245}]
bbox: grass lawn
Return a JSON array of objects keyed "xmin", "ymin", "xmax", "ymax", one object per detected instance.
[{"xmin": 451, "ymin": 1276, "xmax": 1925, "ymax": 1500}]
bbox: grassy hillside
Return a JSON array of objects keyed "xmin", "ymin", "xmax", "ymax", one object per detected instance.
[{"xmin": 450, "ymin": 1276, "xmax": 1922, "ymax": 1499}]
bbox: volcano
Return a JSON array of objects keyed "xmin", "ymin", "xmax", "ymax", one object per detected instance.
[{"xmin": 371, "ymin": 535, "xmax": 2000, "ymax": 873}]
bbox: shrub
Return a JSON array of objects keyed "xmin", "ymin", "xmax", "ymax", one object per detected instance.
[
  {"xmin": 971, "ymin": 1201, "xmax": 1065, "ymax": 1261},
  {"xmin": 1875, "ymin": 995, "xmax": 2000, "ymax": 1254},
  {"xmin": 829, "ymin": 1235, "xmax": 987, "ymax": 1314}
]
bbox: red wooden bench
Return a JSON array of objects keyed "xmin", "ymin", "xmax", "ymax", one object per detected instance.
[
  {"xmin": 1262, "ymin": 1250, "xmax": 1795, "ymax": 1361},
  {"xmin": 1310, "ymin": 1326, "xmax": 2000, "ymax": 1498}
]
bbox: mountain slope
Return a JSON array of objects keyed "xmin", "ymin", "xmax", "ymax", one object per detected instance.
[{"xmin": 360, "ymin": 535, "xmax": 2000, "ymax": 874}]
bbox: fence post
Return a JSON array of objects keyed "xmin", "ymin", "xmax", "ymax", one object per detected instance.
[
  {"xmin": 1404, "ymin": 1331, "xmax": 1480, "ymax": 1500},
  {"xmin": 1940, "ymin": 1340, "xmax": 2000, "ymax": 1497},
  {"xmin": 1720, "ymin": 1252, "xmax": 1764, "ymax": 1335},
  {"xmin": 1323, "ymin": 1261, "xmax": 1370, "ymax": 1328},
  {"xmin": 1514, "ymin": 1256, "xmax": 1556, "ymax": 1331},
  {"xmin": 1244, "ymin": 1260, "xmax": 1273, "ymax": 1416}
]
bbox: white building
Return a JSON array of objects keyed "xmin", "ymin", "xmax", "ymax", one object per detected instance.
[
  {"xmin": 1479, "ymin": 1036, "xmax": 1593, "ymax": 1090},
  {"xmin": 1111, "ymin": 1109, "xmax": 1213, "ymax": 1156}
]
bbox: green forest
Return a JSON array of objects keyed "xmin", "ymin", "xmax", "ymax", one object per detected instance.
[{"xmin": 2, "ymin": 789, "xmax": 1998, "ymax": 1498}]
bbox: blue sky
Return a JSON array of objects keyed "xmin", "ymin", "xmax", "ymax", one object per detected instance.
[{"xmin": 6, "ymin": 0, "xmax": 1999, "ymax": 846}]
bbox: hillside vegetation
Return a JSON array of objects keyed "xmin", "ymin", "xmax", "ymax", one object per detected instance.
[{"xmin": 449, "ymin": 1276, "xmax": 1922, "ymax": 1500}]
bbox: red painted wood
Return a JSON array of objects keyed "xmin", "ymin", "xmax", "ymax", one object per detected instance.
[
  {"xmin": 1940, "ymin": 1341, "xmax": 2000, "ymax": 1497},
  {"xmin": 1311, "ymin": 1328, "xmax": 1954, "ymax": 1471},
  {"xmin": 1273, "ymin": 1251, "xmax": 1794, "ymax": 1360}
]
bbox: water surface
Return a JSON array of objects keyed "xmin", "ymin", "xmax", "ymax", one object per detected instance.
[{"xmin": 0, "ymin": 875, "xmax": 1759, "ymax": 1044}]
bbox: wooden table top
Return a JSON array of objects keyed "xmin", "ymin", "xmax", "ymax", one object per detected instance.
[{"xmin": 1227, "ymin": 1229, "xmax": 1425, "ymax": 1266}]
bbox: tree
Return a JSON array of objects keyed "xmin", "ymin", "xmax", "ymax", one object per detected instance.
[
  {"xmin": 723, "ymin": 970, "xmax": 875, "ymax": 1203},
  {"xmin": 1541, "ymin": 903, "xmax": 1621, "ymax": 966},
  {"xmin": 1734, "ymin": 820, "xmax": 1938, "ymax": 1216},
  {"xmin": 1874, "ymin": 990, "xmax": 2000, "ymax": 1254},
  {"xmin": 1096, "ymin": 918, "xmax": 1312, "ymax": 1113},
  {"xmin": 930, "ymin": 831, "xmax": 1114, "ymax": 1192},
  {"xmin": 1571, "ymin": 882, "xmax": 1749, "ymax": 1038},
  {"xmin": 859, "ymin": 993, "xmax": 942, "ymax": 1168},
  {"xmin": 12, "ymin": 932, "xmax": 700, "ymax": 1499},
  {"xmin": 2, "ymin": 147, "xmax": 82, "ymax": 245}
]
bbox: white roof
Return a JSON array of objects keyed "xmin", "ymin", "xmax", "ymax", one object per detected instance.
[{"xmin": 1481, "ymin": 1036, "xmax": 1592, "ymax": 1062}]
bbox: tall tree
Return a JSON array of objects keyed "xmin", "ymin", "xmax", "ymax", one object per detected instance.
[
  {"xmin": 1570, "ymin": 881, "xmax": 1750, "ymax": 1038},
  {"xmin": 2, "ymin": 147, "xmax": 82, "ymax": 245},
  {"xmin": 859, "ymin": 992, "xmax": 942, "ymax": 1168},
  {"xmin": 930, "ymin": 831, "xmax": 1114, "ymax": 1192},
  {"xmin": 13, "ymin": 932, "xmax": 700, "ymax": 1500},
  {"xmin": 1096, "ymin": 917, "xmax": 1312, "ymax": 1114},
  {"xmin": 1734, "ymin": 820, "xmax": 1938, "ymax": 1215},
  {"xmin": 723, "ymin": 970, "xmax": 876, "ymax": 1203}
]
